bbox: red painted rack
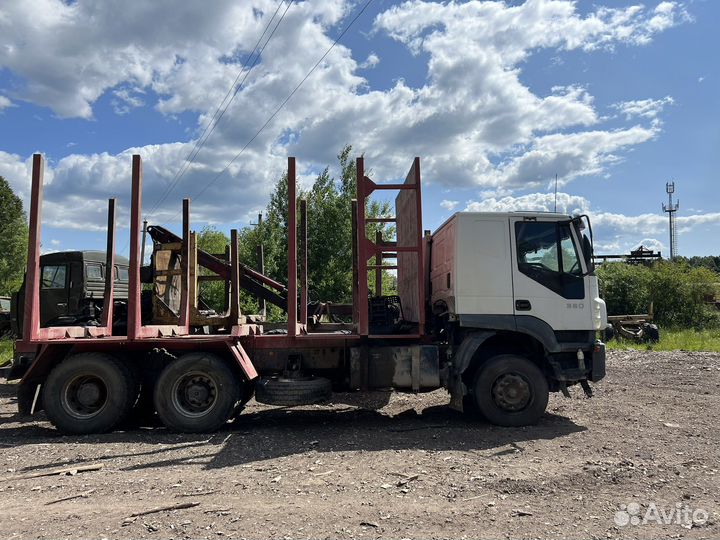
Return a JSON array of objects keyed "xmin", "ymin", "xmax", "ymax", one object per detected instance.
[{"xmin": 355, "ymin": 157, "xmax": 425, "ymax": 337}]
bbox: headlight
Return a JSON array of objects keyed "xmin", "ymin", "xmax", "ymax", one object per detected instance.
[{"xmin": 592, "ymin": 298, "xmax": 607, "ymax": 330}]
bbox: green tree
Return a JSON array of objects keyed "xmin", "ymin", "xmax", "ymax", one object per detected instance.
[
  {"xmin": 597, "ymin": 261, "xmax": 719, "ymax": 329},
  {"xmin": 195, "ymin": 226, "xmax": 259, "ymax": 315},
  {"xmin": 679, "ymin": 255, "xmax": 720, "ymax": 274},
  {"xmin": 195, "ymin": 226, "xmax": 230, "ymax": 313},
  {"xmin": 597, "ymin": 262, "xmax": 652, "ymax": 316},
  {"xmin": 192, "ymin": 146, "xmax": 396, "ymax": 320},
  {"xmin": 248, "ymin": 145, "xmax": 394, "ymax": 306},
  {"xmin": 647, "ymin": 262, "xmax": 718, "ymax": 329},
  {"xmin": 0, "ymin": 176, "xmax": 28, "ymax": 295}
]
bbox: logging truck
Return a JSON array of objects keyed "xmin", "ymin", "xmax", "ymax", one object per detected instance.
[{"xmin": 5, "ymin": 154, "xmax": 606, "ymax": 433}]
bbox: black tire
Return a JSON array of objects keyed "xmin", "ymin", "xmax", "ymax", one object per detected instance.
[
  {"xmin": 643, "ymin": 323, "xmax": 660, "ymax": 343},
  {"xmin": 255, "ymin": 376, "xmax": 332, "ymax": 406},
  {"xmin": 603, "ymin": 324, "xmax": 615, "ymax": 342},
  {"xmin": 43, "ymin": 353, "xmax": 138, "ymax": 434},
  {"xmin": 470, "ymin": 355, "xmax": 549, "ymax": 427},
  {"xmin": 154, "ymin": 352, "xmax": 239, "ymax": 433}
]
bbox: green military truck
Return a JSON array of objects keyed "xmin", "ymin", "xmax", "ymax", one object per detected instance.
[{"xmin": 7, "ymin": 251, "xmax": 129, "ymax": 380}]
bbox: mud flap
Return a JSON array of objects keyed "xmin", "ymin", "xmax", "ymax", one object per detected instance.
[
  {"xmin": 225, "ymin": 342, "xmax": 258, "ymax": 381},
  {"xmin": 589, "ymin": 341, "xmax": 606, "ymax": 382},
  {"xmin": 17, "ymin": 381, "xmax": 38, "ymax": 415},
  {"xmin": 447, "ymin": 331, "xmax": 496, "ymax": 412}
]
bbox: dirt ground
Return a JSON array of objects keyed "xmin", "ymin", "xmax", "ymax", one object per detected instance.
[{"xmin": 1, "ymin": 350, "xmax": 718, "ymax": 540}]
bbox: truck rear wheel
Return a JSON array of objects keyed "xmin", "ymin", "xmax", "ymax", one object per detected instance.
[
  {"xmin": 470, "ymin": 354, "xmax": 549, "ymax": 427},
  {"xmin": 43, "ymin": 353, "xmax": 137, "ymax": 434},
  {"xmin": 154, "ymin": 352, "xmax": 239, "ymax": 433}
]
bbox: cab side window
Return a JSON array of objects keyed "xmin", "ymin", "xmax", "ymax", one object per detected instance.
[
  {"xmin": 41, "ymin": 265, "xmax": 67, "ymax": 289},
  {"xmin": 86, "ymin": 264, "xmax": 103, "ymax": 280},
  {"xmin": 515, "ymin": 222, "xmax": 584, "ymax": 299}
]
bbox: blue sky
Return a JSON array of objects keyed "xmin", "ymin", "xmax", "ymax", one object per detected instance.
[{"xmin": 0, "ymin": 0, "xmax": 718, "ymax": 259}]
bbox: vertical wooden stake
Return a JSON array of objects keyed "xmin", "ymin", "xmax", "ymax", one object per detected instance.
[
  {"xmin": 356, "ymin": 158, "xmax": 369, "ymax": 336},
  {"xmin": 230, "ymin": 229, "xmax": 241, "ymax": 324},
  {"xmin": 299, "ymin": 199, "xmax": 308, "ymax": 326},
  {"xmin": 179, "ymin": 198, "xmax": 190, "ymax": 329},
  {"xmin": 223, "ymin": 244, "xmax": 230, "ymax": 314},
  {"xmin": 256, "ymin": 213, "xmax": 266, "ymax": 319},
  {"xmin": 413, "ymin": 158, "xmax": 425, "ymax": 336},
  {"xmin": 101, "ymin": 198, "xmax": 116, "ymax": 332},
  {"xmin": 23, "ymin": 154, "xmax": 44, "ymax": 342},
  {"xmin": 287, "ymin": 157, "xmax": 297, "ymax": 337},
  {"xmin": 127, "ymin": 155, "xmax": 143, "ymax": 340},
  {"xmin": 351, "ymin": 199, "xmax": 358, "ymax": 328},
  {"xmin": 375, "ymin": 230, "xmax": 383, "ymax": 297},
  {"xmin": 188, "ymin": 232, "xmax": 198, "ymax": 317}
]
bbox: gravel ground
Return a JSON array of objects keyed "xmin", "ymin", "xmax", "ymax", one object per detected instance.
[{"xmin": 0, "ymin": 350, "xmax": 718, "ymax": 539}]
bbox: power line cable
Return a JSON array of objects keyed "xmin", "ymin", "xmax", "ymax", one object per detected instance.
[
  {"xmin": 119, "ymin": 1, "xmax": 292, "ymax": 256},
  {"xmin": 162, "ymin": 0, "xmax": 375, "ymax": 225},
  {"xmin": 145, "ymin": 0, "xmax": 292, "ymax": 219}
]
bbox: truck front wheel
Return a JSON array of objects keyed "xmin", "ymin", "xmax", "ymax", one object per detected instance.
[
  {"xmin": 154, "ymin": 352, "xmax": 239, "ymax": 433},
  {"xmin": 43, "ymin": 353, "xmax": 137, "ymax": 434},
  {"xmin": 470, "ymin": 354, "xmax": 549, "ymax": 427}
]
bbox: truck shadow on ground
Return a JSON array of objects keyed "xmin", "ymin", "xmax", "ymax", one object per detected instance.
[
  {"xmin": 204, "ymin": 404, "xmax": 586, "ymax": 470},
  {"xmin": 0, "ymin": 392, "xmax": 586, "ymax": 474}
]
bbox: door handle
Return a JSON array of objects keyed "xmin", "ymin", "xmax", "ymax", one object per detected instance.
[
  {"xmin": 515, "ymin": 299, "xmax": 532, "ymax": 311},
  {"xmin": 56, "ymin": 302, "xmax": 67, "ymax": 309}
]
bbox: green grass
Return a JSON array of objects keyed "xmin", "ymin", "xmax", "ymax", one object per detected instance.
[
  {"xmin": 606, "ymin": 328, "xmax": 720, "ymax": 352},
  {"xmin": 0, "ymin": 339, "xmax": 13, "ymax": 367}
]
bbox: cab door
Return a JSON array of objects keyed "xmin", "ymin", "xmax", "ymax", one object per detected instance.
[
  {"xmin": 39, "ymin": 263, "xmax": 69, "ymax": 325},
  {"xmin": 510, "ymin": 218, "xmax": 588, "ymax": 331}
]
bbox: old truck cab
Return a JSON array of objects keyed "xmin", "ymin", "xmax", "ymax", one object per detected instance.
[{"xmin": 13, "ymin": 251, "xmax": 129, "ymax": 330}]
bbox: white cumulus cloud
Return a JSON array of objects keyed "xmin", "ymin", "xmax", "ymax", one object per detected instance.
[
  {"xmin": 0, "ymin": 95, "xmax": 13, "ymax": 110},
  {"xmin": 464, "ymin": 191, "xmax": 720, "ymax": 255},
  {"xmin": 440, "ymin": 199, "xmax": 458, "ymax": 211},
  {"xmin": 612, "ymin": 96, "xmax": 674, "ymax": 120},
  {"xmin": 0, "ymin": 0, "xmax": 693, "ymax": 232}
]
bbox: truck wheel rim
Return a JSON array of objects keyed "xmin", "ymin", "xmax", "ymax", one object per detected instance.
[
  {"xmin": 491, "ymin": 373, "xmax": 531, "ymax": 412},
  {"xmin": 61, "ymin": 374, "xmax": 108, "ymax": 419},
  {"xmin": 171, "ymin": 371, "xmax": 218, "ymax": 418}
]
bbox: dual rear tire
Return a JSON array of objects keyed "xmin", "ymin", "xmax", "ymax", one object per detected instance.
[{"xmin": 43, "ymin": 352, "xmax": 246, "ymax": 434}]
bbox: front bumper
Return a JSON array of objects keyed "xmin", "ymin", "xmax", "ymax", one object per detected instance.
[{"xmin": 547, "ymin": 340, "xmax": 606, "ymax": 383}]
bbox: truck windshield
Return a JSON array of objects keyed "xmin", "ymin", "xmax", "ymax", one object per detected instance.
[{"xmin": 41, "ymin": 265, "xmax": 67, "ymax": 289}]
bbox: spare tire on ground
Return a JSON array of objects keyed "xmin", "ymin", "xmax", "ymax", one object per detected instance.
[{"xmin": 255, "ymin": 376, "xmax": 332, "ymax": 406}]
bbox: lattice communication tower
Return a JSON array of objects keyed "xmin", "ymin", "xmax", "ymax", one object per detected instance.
[{"xmin": 662, "ymin": 182, "xmax": 679, "ymax": 259}]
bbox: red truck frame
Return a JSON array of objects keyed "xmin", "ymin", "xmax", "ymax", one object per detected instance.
[{"xmin": 13, "ymin": 152, "xmax": 430, "ymax": 432}]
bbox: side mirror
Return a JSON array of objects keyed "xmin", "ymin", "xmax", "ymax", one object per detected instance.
[{"xmin": 582, "ymin": 235, "xmax": 593, "ymax": 272}]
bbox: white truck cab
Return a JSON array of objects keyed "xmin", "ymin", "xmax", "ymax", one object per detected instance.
[{"xmin": 430, "ymin": 212, "xmax": 607, "ymax": 425}]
